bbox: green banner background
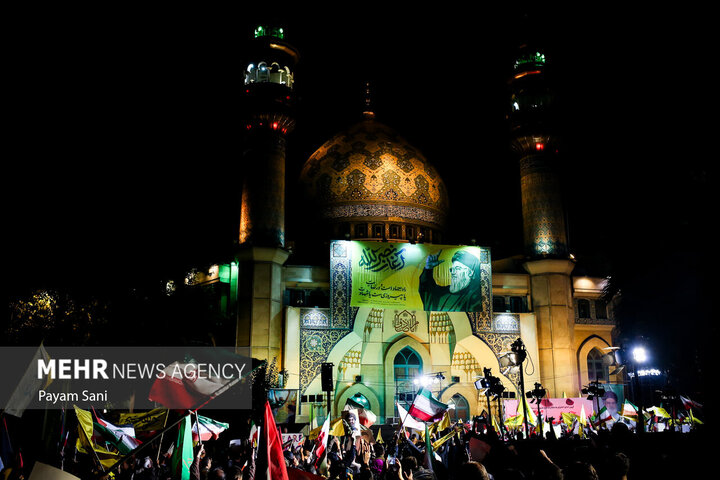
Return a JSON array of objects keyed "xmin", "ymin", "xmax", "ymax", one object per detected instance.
[{"xmin": 349, "ymin": 241, "xmax": 487, "ymax": 312}]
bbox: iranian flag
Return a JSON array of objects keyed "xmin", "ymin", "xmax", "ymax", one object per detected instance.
[
  {"xmin": 408, "ymin": 388, "xmax": 448, "ymax": 423},
  {"xmin": 192, "ymin": 415, "xmax": 230, "ymax": 442},
  {"xmin": 621, "ymin": 400, "xmax": 638, "ymax": 419},
  {"xmin": 314, "ymin": 417, "xmax": 330, "ymax": 470},
  {"xmin": 592, "ymin": 406, "xmax": 612, "ymax": 427},
  {"xmin": 680, "ymin": 396, "xmax": 703, "ymax": 411},
  {"xmin": 149, "ymin": 361, "xmax": 238, "ymax": 409}
]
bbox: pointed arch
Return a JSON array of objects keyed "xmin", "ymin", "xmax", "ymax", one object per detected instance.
[
  {"xmin": 335, "ymin": 383, "xmax": 381, "ymax": 416},
  {"xmin": 383, "ymin": 336, "xmax": 432, "ymax": 419},
  {"xmin": 576, "ymin": 335, "xmax": 612, "ymax": 391}
]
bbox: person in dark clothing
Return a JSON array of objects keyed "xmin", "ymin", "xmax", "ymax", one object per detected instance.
[{"xmin": 419, "ymin": 249, "xmax": 483, "ymax": 312}]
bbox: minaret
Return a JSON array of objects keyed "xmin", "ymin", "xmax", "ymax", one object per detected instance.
[
  {"xmin": 238, "ymin": 25, "xmax": 299, "ymax": 362},
  {"xmin": 508, "ymin": 42, "xmax": 578, "ymax": 397}
]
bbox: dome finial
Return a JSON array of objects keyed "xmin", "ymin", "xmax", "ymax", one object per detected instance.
[{"xmin": 362, "ymin": 81, "xmax": 375, "ymax": 119}]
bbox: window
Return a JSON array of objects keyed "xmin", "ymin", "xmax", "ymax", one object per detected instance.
[
  {"xmin": 406, "ymin": 226, "xmax": 415, "ymax": 241},
  {"xmin": 587, "ymin": 348, "xmax": 608, "ymax": 382},
  {"xmin": 355, "ymin": 223, "xmax": 368, "ymax": 238},
  {"xmin": 394, "ymin": 347, "xmax": 422, "ymax": 415},
  {"xmin": 373, "ymin": 224, "xmax": 384, "ymax": 238},
  {"xmin": 493, "ymin": 296, "xmax": 507, "ymax": 313},
  {"xmin": 595, "ymin": 299, "xmax": 607, "ymax": 319},
  {"xmin": 448, "ymin": 394, "xmax": 470, "ymax": 423},
  {"xmin": 577, "ymin": 299, "xmax": 590, "ymax": 319},
  {"xmin": 510, "ymin": 296, "xmax": 527, "ymax": 313},
  {"xmin": 390, "ymin": 224, "xmax": 400, "ymax": 239}
]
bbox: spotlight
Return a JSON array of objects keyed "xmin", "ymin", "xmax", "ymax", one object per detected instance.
[{"xmin": 632, "ymin": 346, "xmax": 647, "ymax": 363}]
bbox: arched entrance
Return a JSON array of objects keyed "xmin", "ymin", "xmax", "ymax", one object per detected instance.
[
  {"xmin": 394, "ymin": 347, "xmax": 422, "ymax": 416},
  {"xmin": 447, "ymin": 393, "xmax": 470, "ymax": 423}
]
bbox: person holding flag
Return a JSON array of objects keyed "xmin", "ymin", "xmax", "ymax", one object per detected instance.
[{"xmin": 407, "ymin": 387, "xmax": 449, "ymax": 423}]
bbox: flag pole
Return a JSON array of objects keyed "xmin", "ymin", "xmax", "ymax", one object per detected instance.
[
  {"xmin": 396, "ymin": 386, "xmax": 421, "ymax": 435},
  {"xmin": 97, "ymin": 362, "xmax": 262, "ymax": 478},
  {"xmin": 155, "ymin": 408, "xmax": 170, "ymax": 465}
]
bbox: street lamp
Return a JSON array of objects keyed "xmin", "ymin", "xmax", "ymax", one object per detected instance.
[
  {"xmin": 632, "ymin": 346, "xmax": 647, "ymax": 364},
  {"xmin": 631, "ymin": 344, "xmax": 648, "ymax": 434}
]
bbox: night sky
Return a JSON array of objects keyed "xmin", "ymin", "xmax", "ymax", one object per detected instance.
[{"xmin": 6, "ymin": 6, "xmax": 711, "ymax": 388}]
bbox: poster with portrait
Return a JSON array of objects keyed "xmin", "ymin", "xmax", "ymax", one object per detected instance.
[
  {"xmin": 598, "ymin": 384, "xmax": 625, "ymax": 420},
  {"xmin": 269, "ymin": 389, "xmax": 298, "ymax": 424},
  {"xmin": 348, "ymin": 241, "xmax": 489, "ymax": 312}
]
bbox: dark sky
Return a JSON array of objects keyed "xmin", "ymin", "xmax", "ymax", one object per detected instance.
[{"xmin": 7, "ymin": 5, "xmax": 710, "ymax": 297}]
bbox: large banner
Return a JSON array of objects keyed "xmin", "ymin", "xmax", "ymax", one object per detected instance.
[
  {"xmin": 504, "ymin": 397, "xmax": 594, "ymax": 423},
  {"xmin": 349, "ymin": 241, "xmax": 488, "ymax": 312}
]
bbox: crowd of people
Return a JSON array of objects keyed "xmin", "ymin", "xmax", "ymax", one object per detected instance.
[
  {"xmin": 181, "ymin": 416, "xmax": 707, "ymax": 480},
  {"xmin": 1, "ymin": 412, "xmax": 708, "ymax": 480}
]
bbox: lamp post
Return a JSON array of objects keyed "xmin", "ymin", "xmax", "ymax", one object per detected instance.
[
  {"xmin": 511, "ymin": 338, "xmax": 529, "ymax": 437},
  {"xmin": 632, "ymin": 346, "xmax": 647, "ymax": 434},
  {"xmin": 527, "ymin": 382, "xmax": 546, "ymax": 435}
]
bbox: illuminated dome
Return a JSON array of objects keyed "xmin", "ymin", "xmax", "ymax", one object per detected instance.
[{"xmin": 300, "ymin": 115, "xmax": 449, "ymax": 242}]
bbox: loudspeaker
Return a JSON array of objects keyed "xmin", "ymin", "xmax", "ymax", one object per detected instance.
[{"xmin": 321, "ymin": 362, "xmax": 334, "ymax": 391}]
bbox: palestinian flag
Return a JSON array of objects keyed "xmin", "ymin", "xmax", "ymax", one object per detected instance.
[
  {"xmin": 408, "ymin": 388, "xmax": 448, "ymax": 422},
  {"xmin": 93, "ymin": 413, "xmax": 142, "ymax": 455},
  {"xmin": 192, "ymin": 415, "xmax": 230, "ymax": 442}
]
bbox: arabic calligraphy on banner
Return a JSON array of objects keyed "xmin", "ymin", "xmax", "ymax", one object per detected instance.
[{"xmin": 349, "ymin": 241, "xmax": 488, "ymax": 312}]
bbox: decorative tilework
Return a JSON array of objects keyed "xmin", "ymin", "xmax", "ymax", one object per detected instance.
[
  {"xmin": 330, "ymin": 241, "xmax": 354, "ymax": 329},
  {"xmin": 322, "ymin": 203, "xmax": 445, "ymax": 226},
  {"xmin": 299, "ymin": 328, "xmax": 350, "ymax": 394},
  {"xmin": 299, "ymin": 118, "xmax": 449, "ymax": 227},
  {"xmin": 300, "ymin": 308, "xmax": 330, "ymax": 327},
  {"xmin": 492, "ymin": 313, "xmax": 520, "ymax": 333}
]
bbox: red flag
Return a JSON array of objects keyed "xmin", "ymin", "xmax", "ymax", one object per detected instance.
[
  {"xmin": 257, "ymin": 400, "xmax": 289, "ymax": 480},
  {"xmin": 288, "ymin": 467, "xmax": 326, "ymax": 480},
  {"xmin": 313, "ymin": 417, "xmax": 330, "ymax": 468}
]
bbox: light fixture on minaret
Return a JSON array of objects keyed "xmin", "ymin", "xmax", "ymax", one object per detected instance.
[
  {"xmin": 362, "ymin": 81, "xmax": 375, "ymax": 119},
  {"xmin": 240, "ymin": 24, "xmax": 300, "ymax": 248}
]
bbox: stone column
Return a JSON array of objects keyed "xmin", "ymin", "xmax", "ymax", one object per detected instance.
[
  {"xmin": 235, "ymin": 247, "xmax": 290, "ymax": 364},
  {"xmin": 523, "ymin": 259, "xmax": 578, "ymax": 397}
]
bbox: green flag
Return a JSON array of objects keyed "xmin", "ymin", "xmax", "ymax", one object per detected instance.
[
  {"xmin": 171, "ymin": 416, "xmax": 194, "ymax": 480},
  {"xmin": 424, "ymin": 423, "xmax": 434, "ymax": 471}
]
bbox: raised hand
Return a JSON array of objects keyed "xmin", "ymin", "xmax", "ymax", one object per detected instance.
[{"xmin": 425, "ymin": 249, "xmax": 444, "ymax": 269}]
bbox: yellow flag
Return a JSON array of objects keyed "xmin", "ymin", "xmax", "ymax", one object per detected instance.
[
  {"xmin": 432, "ymin": 425, "xmax": 461, "ymax": 449},
  {"xmin": 648, "ymin": 406, "xmax": 671, "ymax": 418},
  {"xmin": 436, "ymin": 411, "xmax": 450, "ymax": 432},
  {"xmin": 516, "ymin": 397, "xmax": 537, "ymax": 425},
  {"xmin": 328, "ymin": 417, "xmax": 346, "ymax": 436},
  {"xmin": 579, "ymin": 404, "xmax": 588, "ymax": 426},
  {"xmin": 492, "ymin": 414, "xmax": 502, "ymax": 433},
  {"xmin": 117, "ymin": 409, "xmax": 168, "ymax": 433},
  {"xmin": 74, "ymin": 405, "xmax": 121, "ymax": 469},
  {"xmin": 561, "ymin": 412, "xmax": 578, "ymax": 427}
]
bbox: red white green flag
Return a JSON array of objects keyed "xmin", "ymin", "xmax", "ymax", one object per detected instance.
[
  {"xmin": 408, "ymin": 388, "xmax": 448, "ymax": 422},
  {"xmin": 192, "ymin": 415, "xmax": 230, "ymax": 442}
]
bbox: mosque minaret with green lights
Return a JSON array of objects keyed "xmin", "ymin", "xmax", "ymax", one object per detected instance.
[
  {"xmin": 508, "ymin": 44, "xmax": 579, "ymax": 398},
  {"xmin": 237, "ymin": 25, "xmax": 298, "ymax": 363},
  {"xmin": 204, "ymin": 25, "xmax": 623, "ymax": 423}
]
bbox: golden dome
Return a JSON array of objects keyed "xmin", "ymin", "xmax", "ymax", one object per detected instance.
[{"xmin": 300, "ymin": 117, "xmax": 449, "ymax": 231}]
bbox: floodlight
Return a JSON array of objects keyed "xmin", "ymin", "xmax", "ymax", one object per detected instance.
[{"xmin": 632, "ymin": 346, "xmax": 647, "ymax": 363}]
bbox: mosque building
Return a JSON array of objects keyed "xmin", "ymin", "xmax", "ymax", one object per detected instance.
[{"xmin": 192, "ymin": 25, "xmax": 621, "ymax": 424}]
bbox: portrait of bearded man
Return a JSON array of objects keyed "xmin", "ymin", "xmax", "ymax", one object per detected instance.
[{"xmin": 418, "ymin": 249, "xmax": 483, "ymax": 312}]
